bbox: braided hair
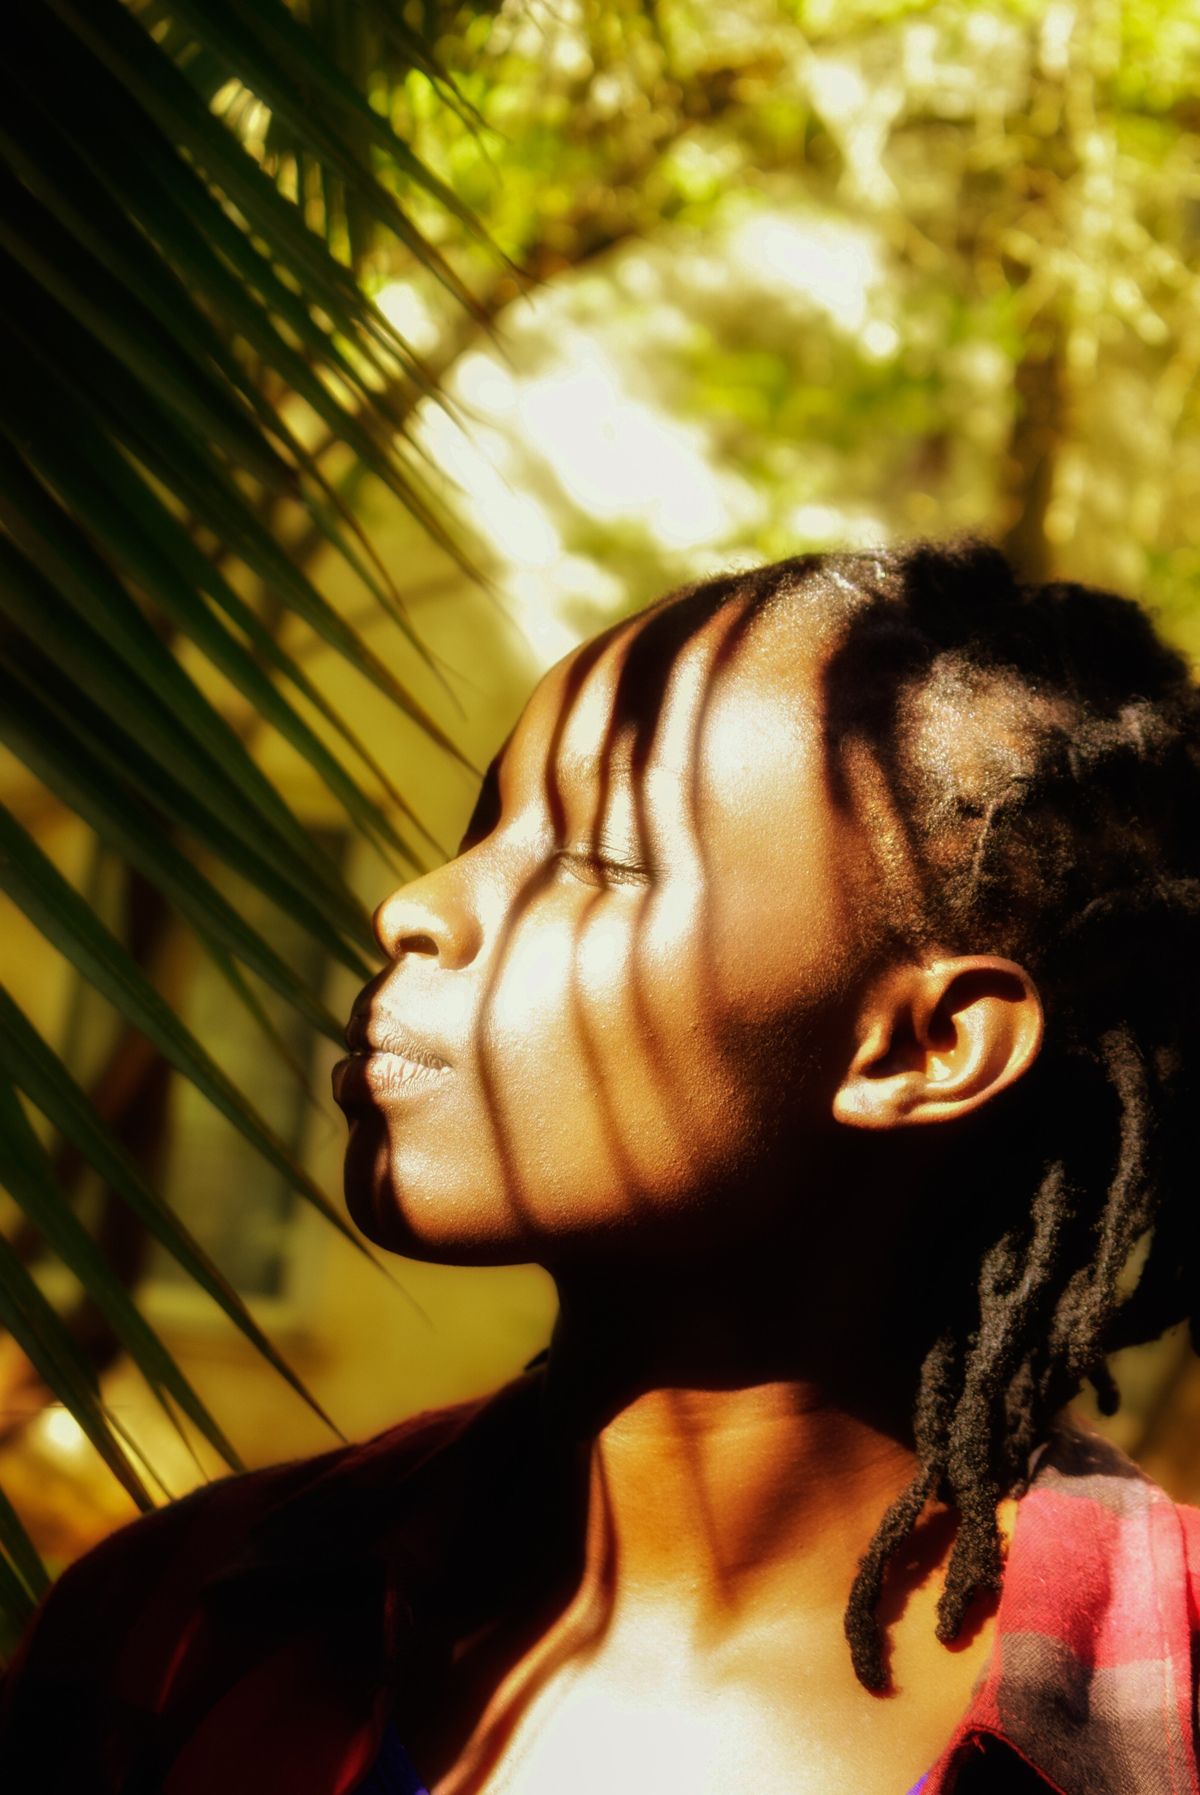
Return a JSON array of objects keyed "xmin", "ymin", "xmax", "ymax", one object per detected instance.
[{"xmin": 717, "ymin": 540, "xmax": 1200, "ymax": 1690}]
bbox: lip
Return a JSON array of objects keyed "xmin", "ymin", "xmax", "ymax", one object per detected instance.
[
  {"xmin": 343, "ymin": 1008, "xmax": 451, "ymax": 1070},
  {"xmin": 332, "ymin": 1050, "xmax": 451, "ymax": 1108},
  {"xmin": 335, "ymin": 1005, "xmax": 453, "ymax": 1109}
]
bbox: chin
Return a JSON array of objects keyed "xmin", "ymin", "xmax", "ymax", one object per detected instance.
[{"xmin": 340, "ymin": 1118, "xmax": 537, "ymax": 1266}]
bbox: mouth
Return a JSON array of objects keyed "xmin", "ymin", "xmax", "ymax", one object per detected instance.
[
  {"xmin": 332, "ymin": 1051, "xmax": 450, "ymax": 1107},
  {"xmin": 333, "ymin": 1012, "xmax": 452, "ymax": 1109}
]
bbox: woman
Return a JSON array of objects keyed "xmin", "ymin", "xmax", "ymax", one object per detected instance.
[{"xmin": 3, "ymin": 540, "xmax": 1199, "ymax": 1794}]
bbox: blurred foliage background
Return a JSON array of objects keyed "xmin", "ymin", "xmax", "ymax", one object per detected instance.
[{"xmin": 2, "ymin": 0, "xmax": 1200, "ymax": 1651}]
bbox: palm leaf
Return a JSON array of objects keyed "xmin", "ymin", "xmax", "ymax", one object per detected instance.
[
  {"xmin": 0, "ymin": 0, "xmax": 492, "ymax": 1641},
  {"xmin": 42, "ymin": 0, "xmax": 475, "ymax": 362},
  {"xmin": 0, "ymin": 1234, "xmax": 155, "ymax": 1514},
  {"xmin": 0, "ymin": 990, "xmax": 341, "ymax": 1439},
  {"xmin": 1, "ymin": 641, "xmax": 371, "ymax": 981},
  {"xmin": 0, "ymin": 806, "xmax": 372, "ymax": 1261},
  {"xmin": 0, "ymin": 1080, "xmax": 245, "ymax": 1475},
  {"xmin": 0, "ymin": 1485, "xmax": 48, "ymax": 1607},
  {"xmin": 0, "ymin": 80, "xmax": 439, "ymax": 618},
  {"xmin": 0, "ymin": 163, "xmax": 469, "ymax": 636},
  {"xmin": 0, "ymin": 525, "xmax": 372, "ymax": 957},
  {"xmin": 2, "ymin": 54, "xmax": 447, "ymax": 472},
  {"xmin": 0, "ymin": 677, "xmax": 345, "ymax": 1045},
  {"xmin": 0, "ymin": 177, "xmax": 294, "ymax": 492},
  {"xmin": 159, "ymin": 0, "xmax": 495, "ymax": 309},
  {"xmin": 0, "ymin": 371, "xmax": 408, "ymax": 906},
  {"xmin": 0, "ymin": 1541, "xmax": 38, "ymax": 1635}
]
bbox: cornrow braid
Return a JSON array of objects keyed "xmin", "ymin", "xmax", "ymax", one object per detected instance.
[{"xmin": 744, "ymin": 540, "xmax": 1200, "ymax": 1691}]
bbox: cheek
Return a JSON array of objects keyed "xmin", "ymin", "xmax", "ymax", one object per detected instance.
[
  {"xmin": 489, "ymin": 890, "xmax": 707, "ymax": 1090},
  {"xmin": 705, "ymin": 839, "xmax": 859, "ymax": 1084},
  {"xmin": 344, "ymin": 883, "xmax": 848, "ymax": 1264},
  {"xmin": 479, "ymin": 890, "xmax": 786, "ymax": 1214}
]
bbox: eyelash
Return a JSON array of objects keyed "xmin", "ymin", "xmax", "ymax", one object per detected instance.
[{"xmin": 551, "ymin": 849, "xmax": 651, "ymax": 888}]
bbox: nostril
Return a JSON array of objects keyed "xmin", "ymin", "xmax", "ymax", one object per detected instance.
[
  {"xmin": 374, "ymin": 880, "xmax": 481, "ymax": 968},
  {"xmin": 398, "ymin": 932, "xmax": 439, "ymax": 957}
]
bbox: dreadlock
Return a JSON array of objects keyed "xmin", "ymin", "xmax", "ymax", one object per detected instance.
[{"xmin": 725, "ymin": 540, "xmax": 1200, "ymax": 1691}]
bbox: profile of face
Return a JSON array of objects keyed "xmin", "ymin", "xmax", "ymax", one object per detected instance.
[{"xmin": 333, "ymin": 579, "xmax": 1042, "ymax": 1270}]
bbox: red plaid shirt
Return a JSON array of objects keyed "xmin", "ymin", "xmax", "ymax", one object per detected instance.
[
  {"xmin": 2, "ymin": 1372, "xmax": 1198, "ymax": 1793},
  {"xmin": 927, "ymin": 1426, "xmax": 1200, "ymax": 1793}
]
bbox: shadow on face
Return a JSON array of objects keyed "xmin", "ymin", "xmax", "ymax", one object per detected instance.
[
  {"xmin": 335, "ymin": 561, "xmax": 1043, "ymax": 1396},
  {"xmin": 338, "ymin": 578, "xmax": 861, "ymax": 1247}
]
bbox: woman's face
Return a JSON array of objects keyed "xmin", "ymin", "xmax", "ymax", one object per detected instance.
[{"xmin": 335, "ymin": 590, "xmax": 878, "ymax": 1265}]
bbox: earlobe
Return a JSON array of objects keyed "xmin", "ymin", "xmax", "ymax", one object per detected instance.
[{"xmin": 832, "ymin": 957, "xmax": 1043, "ymax": 1131}]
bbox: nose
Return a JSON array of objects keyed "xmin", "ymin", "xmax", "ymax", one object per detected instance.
[{"xmin": 372, "ymin": 863, "xmax": 483, "ymax": 970}]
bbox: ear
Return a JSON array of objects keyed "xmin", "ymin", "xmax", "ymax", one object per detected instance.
[{"xmin": 831, "ymin": 956, "xmax": 1043, "ymax": 1131}]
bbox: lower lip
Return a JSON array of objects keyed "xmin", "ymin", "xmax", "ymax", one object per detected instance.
[{"xmin": 332, "ymin": 1053, "xmax": 451, "ymax": 1106}]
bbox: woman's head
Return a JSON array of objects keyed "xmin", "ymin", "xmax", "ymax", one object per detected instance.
[
  {"xmin": 337, "ymin": 552, "xmax": 1042, "ymax": 1263},
  {"xmin": 335, "ymin": 539, "xmax": 1200, "ymax": 1684},
  {"xmin": 336, "ymin": 576, "xmax": 874, "ymax": 1263}
]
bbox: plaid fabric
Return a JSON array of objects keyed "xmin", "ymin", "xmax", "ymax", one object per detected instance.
[
  {"xmin": 926, "ymin": 1427, "xmax": 1200, "ymax": 1795},
  {"xmin": 2, "ymin": 1372, "xmax": 1197, "ymax": 1794}
]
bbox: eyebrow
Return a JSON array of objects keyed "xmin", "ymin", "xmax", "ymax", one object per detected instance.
[
  {"xmin": 461, "ymin": 735, "xmax": 641, "ymax": 851},
  {"xmin": 551, "ymin": 745, "xmax": 637, "ymax": 793}
]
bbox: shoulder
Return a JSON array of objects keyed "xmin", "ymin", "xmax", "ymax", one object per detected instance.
[
  {"xmin": 978, "ymin": 1419, "xmax": 1200, "ymax": 1792},
  {"xmin": 6, "ymin": 1390, "xmax": 472, "ymax": 1657},
  {"xmin": 933, "ymin": 1422, "xmax": 1200, "ymax": 1794},
  {"xmin": 1016, "ymin": 1419, "xmax": 1200, "ymax": 1628},
  {"xmin": 0, "ymin": 1383, "xmax": 515, "ymax": 1790}
]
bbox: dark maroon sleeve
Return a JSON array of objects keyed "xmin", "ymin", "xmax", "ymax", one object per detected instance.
[
  {"xmin": 0, "ymin": 1391, "xmax": 515, "ymax": 1794},
  {"xmin": 0, "ymin": 1499, "xmax": 199, "ymax": 1791},
  {"xmin": 0, "ymin": 1453, "xmax": 337, "ymax": 1793}
]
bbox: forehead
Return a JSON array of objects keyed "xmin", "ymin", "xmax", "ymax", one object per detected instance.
[
  {"xmin": 496, "ymin": 585, "xmax": 881, "ymax": 985},
  {"xmin": 510, "ymin": 590, "xmax": 828, "ymax": 797}
]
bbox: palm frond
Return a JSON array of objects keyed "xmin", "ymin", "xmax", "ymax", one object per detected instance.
[
  {"xmin": 0, "ymin": 805, "xmax": 377, "ymax": 1258},
  {"xmin": 0, "ymin": 1081, "xmax": 245, "ymax": 1475},
  {"xmin": 1, "ymin": 0, "xmax": 496, "ymax": 1621},
  {"xmin": 0, "ymin": 990, "xmax": 342, "ymax": 1439}
]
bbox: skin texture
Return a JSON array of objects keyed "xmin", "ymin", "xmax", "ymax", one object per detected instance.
[{"xmin": 333, "ymin": 588, "xmax": 1044, "ymax": 1794}]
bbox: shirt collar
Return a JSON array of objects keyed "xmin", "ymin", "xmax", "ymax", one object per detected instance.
[{"xmin": 930, "ymin": 1422, "xmax": 1198, "ymax": 1795}]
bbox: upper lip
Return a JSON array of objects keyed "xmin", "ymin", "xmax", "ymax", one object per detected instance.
[{"xmin": 344, "ymin": 1006, "xmax": 451, "ymax": 1070}]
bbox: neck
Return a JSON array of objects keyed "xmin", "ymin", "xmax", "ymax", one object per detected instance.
[{"xmin": 542, "ymin": 1240, "xmax": 930, "ymax": 1651}]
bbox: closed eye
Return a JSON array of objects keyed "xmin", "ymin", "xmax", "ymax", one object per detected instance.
[{"xmin": 551, "ymin": 849, "xmax": 652, "ymax": 888}]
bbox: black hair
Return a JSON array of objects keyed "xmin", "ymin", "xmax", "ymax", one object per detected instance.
[{"xmin": 711, "ymin": 540, "xmax": 1200, "ymax": 1690}]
